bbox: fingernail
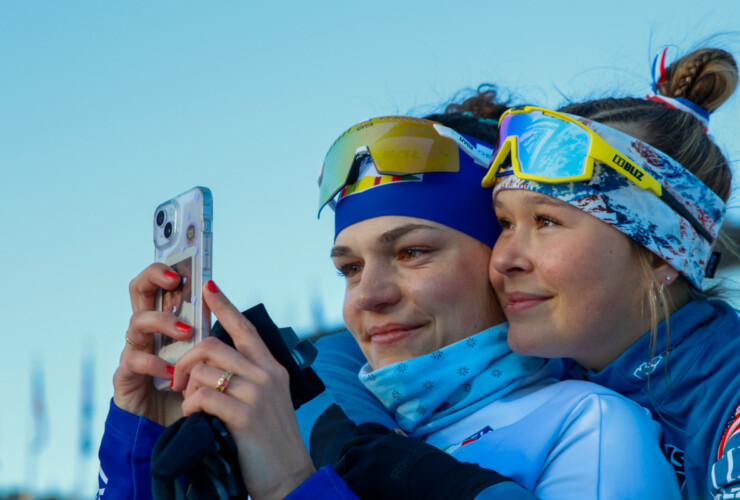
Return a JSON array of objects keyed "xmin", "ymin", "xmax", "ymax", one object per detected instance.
[
  {"xmin": 206, "ymin": 280, "xmax": 220, "ymax": 294},
  {"xmin": 166, "ymin": 365, "xmax": 175, "ymax": 375},
  {"xmin": 170, "ymin": 378, "xmax": 175, "ymax": 388},
  {"xmin": 164, "ymin": 269, "xmax": 179, "ymax": 279},
  {"xmin": 175, "ymin": 321, "xmax": 192, "ymax": 333}
]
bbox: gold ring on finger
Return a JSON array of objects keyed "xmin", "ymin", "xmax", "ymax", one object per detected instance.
[
  {"xmin": 216, "ymin": 371, "xmax": 235, "ymax": 393},
  {"xmin": 125, "ymin": 335, "xmax": 149, "ymax": 349}
]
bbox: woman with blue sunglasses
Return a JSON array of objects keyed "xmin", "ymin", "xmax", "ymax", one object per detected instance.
[{"xmin": 97, "ymin": 105, "xmax": 681, "ymax": 499}]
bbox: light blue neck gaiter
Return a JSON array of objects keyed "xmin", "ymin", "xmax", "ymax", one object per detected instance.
[{"xmin": 358, "ymin": 323, "xmax": 548, "ymax": 437}]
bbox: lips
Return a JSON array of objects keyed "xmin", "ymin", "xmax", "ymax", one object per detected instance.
[
  {"xmin": 504, "ymin": 291, "xmax": 551, "ymax": 315},
  {"xmin": 368, "ymin": 323, "xmax": 423, "ymax": 345}
]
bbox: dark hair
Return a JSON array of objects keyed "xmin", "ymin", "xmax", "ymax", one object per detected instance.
[{"xmin": 424, "ymin": 85, "xmax": 514, "ymax": 146}]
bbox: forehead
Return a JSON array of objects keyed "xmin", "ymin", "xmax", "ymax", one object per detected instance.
[
  {"xmin": 332, "ymin": 215, "xmax": 474, "ymax": 256},
  {"xmin": 494, "ymin": 189, "xmax": 574, "ymax": 211}
]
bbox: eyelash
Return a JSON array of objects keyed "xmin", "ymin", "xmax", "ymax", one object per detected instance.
[
  {"xmin": 534, "ymin": 213, "xmax": 559, "ymax": 227},
  {"xmin": 497, "ymin": 214, "xmax": 560, "ymax": 229},
  {"xmin": 399, "ymin": 247, "xmax": 430, "ymax": 260},
  {"xmin": 335, "ymin": 247, "xmax": 431, "ymax": 279},
  {"xmin": 336, "ymin": 263, "xmax": 361, "ymax": 278}
]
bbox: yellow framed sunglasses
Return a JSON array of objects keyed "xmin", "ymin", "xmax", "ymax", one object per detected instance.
[
  {"xmin": 318, "ymin": 116, "xmax": 491, "ymax": 215},
  {"xmin": 482, "ymin": 106, "xmax": 711, "ymax": 242}
]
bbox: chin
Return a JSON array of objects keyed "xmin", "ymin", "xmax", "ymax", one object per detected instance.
[
  {"xmin": 369, "ymin": 352, "xmax": 412, "ymax": 370},
  {"xmin": 506, "ymin": 331, "xmax": 547, "ymax": 358}
]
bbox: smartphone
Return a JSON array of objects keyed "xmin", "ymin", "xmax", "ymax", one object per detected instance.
[{"xmin": 152, "ymin": 186, "xmax": 213, "ymax": 390}]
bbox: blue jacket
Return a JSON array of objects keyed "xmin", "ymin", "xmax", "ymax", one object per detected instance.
[
  {"xmin": 98, "ymin": 324, "xmax": 680, "ymax": 499},
  {"xmin": 567, "ymin": 299, "xmax": 740, "ymax": 500}
]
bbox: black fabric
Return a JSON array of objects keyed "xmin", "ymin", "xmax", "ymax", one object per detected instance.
[
  {"xmin": 337, "ymin": 432, "xmax": 511, "ymax": 500},
  {"xmin": 151, "ymin": 412, "xmax": 245, "ymax": 500},
  {"xmin": 151, "ymin": 304, "xmax": 325, "ymax": 500},
  {"xmin": 312, "ymin": 404, "xmax": 510, "ymax": 500},
  {"xmin": 310, "ymin": 404, "xmax": 393, "ymax": 468}
]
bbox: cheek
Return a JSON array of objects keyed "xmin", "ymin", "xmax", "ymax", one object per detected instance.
[
  {"xmin": 489, "ymin": 264, "xmax": 505, "ymax": 297},
  {"xmin": 429, "ymin": 259, "xmax": 498, "ymax": 324},
  {"xmin": 341, "ymin": 289, "xmax": 360, "ymax": 333},
  {"xmin": 545, "ymin": 238, "xmax": 640, "ymax": 326},
  {"xmin": 405, "ymin": 272, "xmax": 456, "ymax": 311}
]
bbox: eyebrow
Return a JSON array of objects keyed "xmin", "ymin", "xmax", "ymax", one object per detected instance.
[
  {"xmin": 330, "ymin": 223, "xmax": 439, "ymax": 258},
  {"xmin": 494, "ymin": 191, "xmax": 569, "ymax": 211}
]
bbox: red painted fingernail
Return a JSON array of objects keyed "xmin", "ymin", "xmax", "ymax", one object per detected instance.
[
  {"xmin": 166, "ymin": 365, "xmax": 175, "ymax": 375},
  {"xmin": 170, "ymin": 378, "xmax": 174, "ymax": 388},
  {"xmin": 206, "ymin": 280, "xmax": 220, "ymax": 293},
  {"xmin": 176, "ymin": 321, "xmax": 192, "ymax": 333},
  {"xmin": 164, "ymin": 269, "xmax": 179, "ymax": 279}
]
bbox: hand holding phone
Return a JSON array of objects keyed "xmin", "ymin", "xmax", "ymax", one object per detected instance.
[{"xmin": 152, "ymin": 186, "xmax": 213, "ymax": 390}]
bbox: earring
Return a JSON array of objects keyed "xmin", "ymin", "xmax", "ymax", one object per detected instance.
[{"xmin": 665, "ymin": 276, "xmax": 671, "ymax": 282}]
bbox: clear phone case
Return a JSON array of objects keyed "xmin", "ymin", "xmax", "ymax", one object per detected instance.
[{"xmin": 152, "ymin": 186, "xmax": 213, "ymax": 390}]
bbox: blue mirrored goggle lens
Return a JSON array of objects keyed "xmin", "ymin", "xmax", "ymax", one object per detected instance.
[{"xmin": 506, "ymin": 113, "xmax": 591, "ymax": 180}]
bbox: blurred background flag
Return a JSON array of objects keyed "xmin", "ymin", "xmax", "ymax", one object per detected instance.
[
  {"xmin": 79, "ymin": 354, "xmax": 94, "ymax": 456},
  {"xmin": 29, "ymin": 357, "xmax": 49, "ymax": 454},
  {"xmin": 76, "ymin": 351, "xmax": 96, "ymax": 498}
]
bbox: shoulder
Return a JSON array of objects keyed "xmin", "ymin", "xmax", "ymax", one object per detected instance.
[
  {"xmin": 512, "ymin": 381, "xmax": 681, "ymax": 499},
  {"xmin": 545, "ymin": 384, "xmax": 680, "ymax": 499},
  {"xmin": 541, "ymin": 380, "xmax": 657, "ymax": 440}
]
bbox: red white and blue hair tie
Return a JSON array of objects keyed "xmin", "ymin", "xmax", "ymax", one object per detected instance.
[{"xmin": 646, "ymin": 47, "xmax": 710, "ymax": 132}]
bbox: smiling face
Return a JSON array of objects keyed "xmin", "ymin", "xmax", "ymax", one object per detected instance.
[
  {"xmin": 333, "ymin": 216, "xmax": 503, "ymax": 370},
  {"xmin": 490, "ymin": 190, "xmax": 654, "ymax": 370}
]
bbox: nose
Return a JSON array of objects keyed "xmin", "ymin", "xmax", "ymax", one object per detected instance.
[
  {"xmin": 490, "ymin": 231, "xmax": 533, "ymax": 278},
  {"xmin": 352, "ymin": 261, "xmax": 402, "ymax": 312}
]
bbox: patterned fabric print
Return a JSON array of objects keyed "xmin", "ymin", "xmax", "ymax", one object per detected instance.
[
  {"xmin": 493, "ymin": 117, "xmax": 725, "ymax": 289},
  {"xmin": 358, "ymin": 324, "xmax": 546, "ymax": 437},
  {"xmin": 338, "ymin": 154, "xmax": 422, "ymax": 201},
  {"xmin": 713, "ymin": 404, "xmax": 740, "ymax": 498}
]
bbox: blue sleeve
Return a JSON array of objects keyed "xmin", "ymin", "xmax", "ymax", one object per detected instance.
[
  {"xmin": 283, "ymin": 466, "xmax": 360, "ymax": 500},
  {"xmin": 97, "ymin": 400, "xmax": 165, "ymax": 500},
  {"xmin": 310, "ymin": 331, "xmax": 397, "ymax": 427},
  {"xmin": 282, "ymin": 465, "xmax": 536, "ymax": 500},
  {"xmin": 295, "ymin": 330, "xmax": 396, "ymax": 456}
]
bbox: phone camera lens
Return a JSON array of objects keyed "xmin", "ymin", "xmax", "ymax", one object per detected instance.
[
  {"xmin": 156, "ymin": 210, "xmax": 166, "ymax": 226},
  {"xmin": 164, "ymin": 222, "xmax": 173, "ymax": 238}
]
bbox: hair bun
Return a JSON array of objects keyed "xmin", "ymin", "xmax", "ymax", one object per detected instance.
[
  {"xmin": 444, "ymin": 84, "xmax": 511, "ymax": 122},
  {"xmin": 659, "ymin": 48, "xmax": 738, "ymax": 113}
]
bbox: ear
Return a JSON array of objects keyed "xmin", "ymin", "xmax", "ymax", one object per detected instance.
[{"xmin": 650, "ymin": 254, "xmax": 680, "ymax": 288}]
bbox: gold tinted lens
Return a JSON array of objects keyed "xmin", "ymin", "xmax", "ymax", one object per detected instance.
[{"xmin": 318, "ymin": 117, "xmax": 460, "ymax": 214}]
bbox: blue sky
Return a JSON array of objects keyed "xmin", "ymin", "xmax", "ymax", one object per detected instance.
[{"xmin": 2, "ymin": 1, "xmax": 740, "ymax": 496}]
